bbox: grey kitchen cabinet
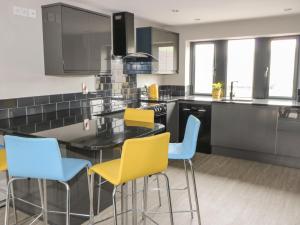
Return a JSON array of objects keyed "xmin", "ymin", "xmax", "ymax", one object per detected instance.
[
  {"xmin": 276, "ymin": 107, "xmax": 300, "ymax": 158},
  {"xmin": 136, "ymin": 27, "xmax": 179, "ymax": 74},
  {"xmin": 211, "ymin": 103, "xmax": 278, "ymax": 154},
  {"xmin": 42, "ymin": 3, "xmax": 111, "ymax": 75},
  {"xmin": 166, "ymin": 102, "xmax": 179, "ymax": 142}
]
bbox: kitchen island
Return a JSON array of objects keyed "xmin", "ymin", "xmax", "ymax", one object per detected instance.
[{"xmin": 0, "ymin": 108, "xmax": 165, "ymax": 225}]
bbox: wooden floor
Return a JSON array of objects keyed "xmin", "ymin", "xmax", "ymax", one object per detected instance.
[{"xmin": 2, "ymin": 153, "xmax": 300, "ymax": 225}]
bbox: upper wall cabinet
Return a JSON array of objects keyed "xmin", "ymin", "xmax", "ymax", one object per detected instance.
[
  {"xmin": 136, "ymin": 27, "xmax": 179, "ymax": 74},
  {"xmin": 42, "ymin": 3, "xmax": 111, "ymax": 75}
]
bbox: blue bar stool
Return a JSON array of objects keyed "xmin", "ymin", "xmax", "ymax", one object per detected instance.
[
  {"xmin": 4, "ymin": 135, "xmax": 92, "ymax": 225},
  {"xmin": 168, "ymin": 115, "xmax": 202, "ymax": 225}
]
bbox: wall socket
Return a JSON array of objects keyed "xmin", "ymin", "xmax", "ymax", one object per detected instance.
[{"xmin": 13, "ymin": 6, "xmax": 36, "ymax": 18}]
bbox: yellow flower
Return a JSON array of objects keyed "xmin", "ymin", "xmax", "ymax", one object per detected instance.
[{"xmin": 212, "ymin": 82, "xmax": 223, "ymax": 90}]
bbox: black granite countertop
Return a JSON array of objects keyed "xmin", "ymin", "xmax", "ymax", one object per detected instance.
[
  {"xmin": 144, "ymin": 95, "xmax": 300, "ymax": 107},
  {"xmin": 140, "ymin": 97, "xmax": 179, "ymax": 103},
  {"xmin": 0, "ymin": 106, "xmax": 165, "ymax": 151}
]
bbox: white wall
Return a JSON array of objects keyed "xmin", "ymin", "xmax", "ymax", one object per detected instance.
[
  {"xmin": 161, "ymin": 14, "xmax": 300, "ymax": 86},
  {"xmin": 0, "ymin": 0, "xmax": 164, "ymax": 99}
]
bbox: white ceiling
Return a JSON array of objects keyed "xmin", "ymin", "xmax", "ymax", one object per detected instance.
[{"xmin": 80, "ymin": 0, "xmax": 300, "ymax": 25}]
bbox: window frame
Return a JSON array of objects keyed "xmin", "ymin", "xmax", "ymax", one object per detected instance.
[
  {"xmin": 266, "ymin": 36, "xmax": 300, "ymax": 100},
  {"xmin": 190, "ymin": 41, "xmax": 216, "ymax": 96},
  {"xmin": 190, "ymin": 36, "xmax": 300, "ymax": 99}
]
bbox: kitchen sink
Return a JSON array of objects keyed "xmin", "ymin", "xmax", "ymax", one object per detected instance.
[{"xmin": 220, "ymin": 98, "xmax": 253, "ymax": 103}]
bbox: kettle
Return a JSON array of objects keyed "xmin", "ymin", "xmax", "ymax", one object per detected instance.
[{"xmin": 149, "ymin": 84, "xmax": 159, "ymax": 100}]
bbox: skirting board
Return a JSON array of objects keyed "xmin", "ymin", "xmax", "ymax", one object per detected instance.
[{"xmin": 212, "ymin": 146, "xmax": 300, "ymax": 169}]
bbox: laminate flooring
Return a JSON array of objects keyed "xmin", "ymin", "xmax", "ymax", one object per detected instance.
[{"xmin": 2, "ymin": 153, "xmax": 300, "ymax": 225}]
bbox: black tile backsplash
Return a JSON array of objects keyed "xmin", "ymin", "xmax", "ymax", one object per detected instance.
[
  {"xmin": 159, "ymin": 85, "xmax": 191, "ymax": 96},
  {"xmin": 70, "ymin": 100, "xmax": 81, "ymax": 109},
  {"xmin": 75, "ymin": 93, "xmax": 87, "ymax": 100},
  {"xmin": 63, "ymin": 93, "xmax": 76, "ymax": 101},
  {"xmin": 34, "ymin": 96, "xmax": 50, "ymax": 105},
  {"xmin": 9, "ymin": 108, "xmax": 27, "ymax": 118},
  {"xmin": 0, "ymin": 99, "xmax": 17, "ymax": 109},
  {"xmin": 57, "ymin": 102, "xmax": 70, "ymax": 111},
  {"xmin": 0, "ymin": 109, "xmax": 8, "ymax": 120},
  {"xmin": 0, "ymin": 61, "xmax": 138, "ymax": 120},
  {"xmin": 18, "ymin": 97, "xmax": 35, "ymax": 107},
  {"xmin": 43, "ymin": 103, "xmax": 57, "ymax": 113},
  {"xmin": 27, "ymin": 106, "xmax": 42, "ymax": 116},
  {"xmin": 50, "ymin": 94, "xmax": 63, "ymax": 103}
]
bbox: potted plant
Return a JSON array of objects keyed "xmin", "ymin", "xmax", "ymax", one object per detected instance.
[{"xmin": 212, "ymin": 82, "xmax": 223, "ymax": 100}]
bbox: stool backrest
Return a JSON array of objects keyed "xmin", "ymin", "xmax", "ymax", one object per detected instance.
[
  {"xmin": 182, "ymin": 115, "xmax": 201, "ymax": 158},
  {"xmin": 4, "ymin": 135, "xmax": 64, "ymax": 180},
  {"xmin": 124, "ymin": 108, "xmax": 154, "ymax": 123},
  {"xmin": 118, "ymin": 132, "xmax": 170, "ymax": 184},
  {"xmin": 0, "ymin": 149, "xmax": 7, "ymax": 171}
]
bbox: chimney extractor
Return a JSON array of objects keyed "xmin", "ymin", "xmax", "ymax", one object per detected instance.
[{"xmin": 113, "ymin": 12, "xmax": 135, "ymax": 57}]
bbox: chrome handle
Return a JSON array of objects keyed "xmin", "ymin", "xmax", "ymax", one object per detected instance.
[{"xmin": 264, "ymin": 66, "xmax": 269, "ymax": 78}]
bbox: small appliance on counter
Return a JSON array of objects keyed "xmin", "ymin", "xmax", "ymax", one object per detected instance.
[{"xmin": 149, "ymin": 84, "xmax": 159, "ymax": 100}]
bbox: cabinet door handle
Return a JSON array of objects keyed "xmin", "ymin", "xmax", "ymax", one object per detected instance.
[{"xmin": 264, "ymin": 66, "xmax": 269, "ymax": 78}]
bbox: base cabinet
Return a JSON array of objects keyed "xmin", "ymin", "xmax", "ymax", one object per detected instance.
[
  {"xmin": 211, "ymin": 103, "xmax": 278, "ymax": 154},
  {"xmin": 276, "ymin": 107, "xmax": 300, "ymax": 158}
]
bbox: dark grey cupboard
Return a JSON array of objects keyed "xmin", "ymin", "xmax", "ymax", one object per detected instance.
[
  {"xmin": 42, "ymin": 3, "xmax": 111, "ymax": 75},
  {"xmin": 211, "ymin": 103, "xmax": 278, "ymax": 154},
  {"xmin": 136, "ymin": 27, "xmax": 179, "ymax": 74},
  {"xmin": 276, "ymin": 107, "xmax": 300, "ymax": 158}
]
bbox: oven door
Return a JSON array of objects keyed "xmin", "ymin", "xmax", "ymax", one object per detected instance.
[{"xmin": 155, "ymin": 113, "xmax": 167, "ymax": 130}]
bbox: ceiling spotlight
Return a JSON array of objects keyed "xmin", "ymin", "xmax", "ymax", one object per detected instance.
[
  {"xmin": 194, "ymin": 18, "xmax": 201, "ymax": 21},
  {"xmin": 172, "ymin": 9, "xmax": 179, "ymax": 13},
  {"xmin": 284, "ymin": 8, "xmax": 292, "ymax": 12}
]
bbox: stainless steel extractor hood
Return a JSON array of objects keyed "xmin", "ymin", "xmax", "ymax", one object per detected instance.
[{"xmin": 112, "ymin": 12, "xmax": 157, "ymax": 74}]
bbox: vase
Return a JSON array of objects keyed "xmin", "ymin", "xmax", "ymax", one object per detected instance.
[{"xmin": 212, "ymin": 89, "xmax": 222, "ymax": 100}]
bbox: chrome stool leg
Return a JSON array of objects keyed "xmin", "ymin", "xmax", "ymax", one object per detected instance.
[
  {"xmin": 160, "ymin": 173, "xmax": 174, "ymax": 225},
  {"xmin": 60, "ymin": 182, "xmax": 71, "ymax": 225},
  {"xmin": 89, "ymin": 172, "xmax": 95, "ymax": 225},
  {"xmin": 97, "ymin": 150, "xmax": 103, "ymax": 215},
  {"xmin": 184, "ymin": 160, "xmax": 194, "ymax": 218},
  {"xmin": 5, "ymin": 172, "xmax": 17, "ymax": 224},
  {"xmin": 38, "ymin": 179, "xmax": 47, "ymax": 225},
  {"xmin": 4, "ymin": 178, "xmax": 13, "ymax": 225},
  {"xmin": 142, "ymin": 177, "xmax": 148, "ymax": 224},
  {"xmin": 155, "ymin": 175, "xmax": 162, "ymax": 207},
  {"xmin": 131, "ymin": 180, "xmax": 137, "ymax": 225},
  {"xmin": 112, "ymin": 186, "xmax": 118, "ymax": 225},
  {"xmin": 188, "ymin": 159, "xmax": 201, "ymax": 225},
  {"xmin": 43, "ymin": 180, "xmax": 48, "ymax": 225}
]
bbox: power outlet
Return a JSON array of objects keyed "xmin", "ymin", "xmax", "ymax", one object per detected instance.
[
  {"xmin": 13, "ymin": 6, "xmax": 36, "ymax": 19},
  {"xmin": 28, "ymin": 9, "xmax": 37, "ymax": 18}
]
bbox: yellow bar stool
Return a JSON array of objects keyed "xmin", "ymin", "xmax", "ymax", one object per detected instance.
[
  {"xmin": 89, "ymin": 132, "xmax": 174, "ymax": 225},
  {"xmin": 0, "ymin": 146, "xmax": 17, "ymax": 224},
  {"xmin": 96, "ymin": 108, "xmax": 156, "ymax": 215},
  {"xmin": 124, "ymin": 108, "xmax": 154, "ymax": 123}
]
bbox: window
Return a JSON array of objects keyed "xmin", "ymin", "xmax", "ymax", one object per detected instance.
[
  {"xmin": 158, "ymin": 46, "xmax": 174, "ymax": 74},
  {"xmin": 268, "ymin": 39, "xmax": 297, "ymax": 98},
  {"xmin": 226, "ymin": 39, "xmax": 255, "ymax": 98},
  {"xmin": 193, "ymin": 43, "xmax": 215, "ymax": 94}
]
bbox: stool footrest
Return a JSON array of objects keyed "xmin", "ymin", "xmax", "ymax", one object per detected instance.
[{"xmin": 92, "ymin": 209, "xmax": 132, "ymax": 225}]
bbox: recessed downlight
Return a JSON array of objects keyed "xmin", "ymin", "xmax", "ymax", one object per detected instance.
[
  {"xmin": 194, "ymin": 18, "xmax": 201, "ymax": 21},
  {"xmin": 284, "ymin": 8, "xmax": 293, "ymax": 12},
  {"xmin": 172, "ymin": 9, "xmax": 179, "ymax": 13}
]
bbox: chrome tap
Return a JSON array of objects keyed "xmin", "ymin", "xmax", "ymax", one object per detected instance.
[{"xmin": 230, "ymin": 81, "xmax": 238, "ymax": 100}]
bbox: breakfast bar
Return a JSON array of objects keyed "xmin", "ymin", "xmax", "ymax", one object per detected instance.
[{"xmin": 0, "ymin": 109, "xmax": 164, "ymax": 225}]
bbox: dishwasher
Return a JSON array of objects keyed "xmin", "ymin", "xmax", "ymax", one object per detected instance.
[{"xmin": 179, "ymin": 103, "xmax": 212, "ymax": 154}]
